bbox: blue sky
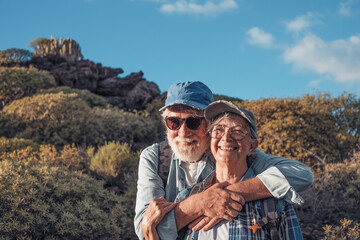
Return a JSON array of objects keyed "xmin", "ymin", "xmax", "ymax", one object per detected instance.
[{"xmin": 1, "ymin": 0, "xmax": 359, "ymax": 100}]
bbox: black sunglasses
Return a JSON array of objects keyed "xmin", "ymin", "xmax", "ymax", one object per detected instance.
[{"xmin": 165, "ymin": 116, "xmax": 204, "ymax": 130}]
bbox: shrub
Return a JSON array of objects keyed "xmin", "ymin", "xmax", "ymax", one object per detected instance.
[
  {"xmin": 236, "ymin": 92, "xmax": 360, "ymax": 167},
  {"xmin": 92, "ymin": 107, "xmax": 163, "ymax": 148},
  {"xmin": 0, "ymin": 137, "xmax": 39, "ymax": 153},
  {"xmin": 2, "ymin": 92, "xmax": 104, "ymax": 147},
  {"xmin": 89, "ymin": 142, "xmax": 139, "ymax": 192},
  {"xmin": 323, "ymin": 219, "xmax": 360, "ymax": 240},
  {"xmin": 2, "ymin": 91, "xmax": 162, "ymax": 148},
  {"xmin": 296, "ymin": 151, "xmax": 360, "ymax": 228},
  {"xmin": 0, "ymin": 111, "xmax": 23, "ymax": 138},
  {"xmin": 0, "ymin": 146, "xmax": 132, "ymax": 239},
  {"xmin": 0, "ymin": 48, "xmax": 32, "ymax": 64},
  {"xmin": 41, "ymin": 86, "xmax": 109, "ymax": 108},
  {"xmin": 0, "ymin": 67, "xmax": 56, "ymax": 106}
]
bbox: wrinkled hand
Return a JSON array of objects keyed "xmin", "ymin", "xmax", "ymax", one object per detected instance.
[
  {"xmin": 199, "ymin": 182, "xmax": 245, "ymax": 221},
  {"xmin": 189, "ymin": 216, "xmax": 223, "ymax": 232},
  {"xmin": 142, "ymin": 197, "xmax": 177, "ymax": 240}
]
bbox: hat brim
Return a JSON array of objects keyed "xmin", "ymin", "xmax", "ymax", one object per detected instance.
[
  {"xmin": 159, "ymin": 100, "xmax": 208, "ymax": 111},
  {"xmin": 205, "ymin": 100, "xmax": 251, "ymax": 124}
]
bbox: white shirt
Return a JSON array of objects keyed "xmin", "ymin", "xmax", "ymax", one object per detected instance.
[{"xmin": 180, "ymin": 161, "xmax": 199, "ymax": 188}]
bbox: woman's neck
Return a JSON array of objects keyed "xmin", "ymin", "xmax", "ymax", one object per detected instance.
[{"xmin": 214, "ymin": 161, "xmax": 248, "ymax": 184}]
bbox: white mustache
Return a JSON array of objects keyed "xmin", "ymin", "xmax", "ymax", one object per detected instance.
[{"xmin": 174, "ymin": 137, "xmax": 197, "ymax": 144}]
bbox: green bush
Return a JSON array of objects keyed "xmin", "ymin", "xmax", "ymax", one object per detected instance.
[
  {"xmin": 89, "ymin": 142, "xmax": 139, "ymax": 192},
  {"xmin": 0, "ymin": 137, "xmax": 39, "ymax": 153},
  {"xmin": 0, "ymin": 67, "xmax": 56, "ymax": 106},
  {"xmin": 41, "ymin": 86, "xmax": 109, "ymax": 108},
  {"xmin": 0, "ymin": 146, "xmax": 133, "ymax": 239},
  {"xmin": 2, "ymin": 91, "xmax": 162, "ymax": 148},
  {"xmin": 92, "ymin": 107, "xmax": 163, "ymax": 148},
  {"xmin": 0, "ymin": 111, "xmax": 23, "ymax": 138},
  {"xmin": 2, "ymin": 92, "xmax": 104, "ymax": 147}
]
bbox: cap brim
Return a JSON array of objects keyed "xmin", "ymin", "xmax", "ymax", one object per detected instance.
[
  {"xmin": 159, "ymin": 100, "xmax": 208, "ymax": 111},
  {"xmin": 204, "ymin": 101, "xmax": 241, "ymax": 120},
  {"xmin": 205, "ymin": 100, "xmax": 257, "ymax": 139},
  {"xmin": 205, "ymin": 100, "xmax": 253, "ymax": 126}
]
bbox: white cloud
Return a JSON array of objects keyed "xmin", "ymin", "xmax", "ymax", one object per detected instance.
[
  {"xmin": 338, "ymin": 0, "xmax": 357, "ymax": 16},
  {"xmin": 285, "ymin": 12, "xmax": 320, "ymax": 32},
  {"xmin": 246, "ymin": 27, "xmax": 274, "ymax": 48},
  {"xmin": 283, "ymin": 34, "xmax": 360, "ymax": 83},
  {"xmin": 145, "ymin": 0, "xmax": 168, "ymax": 2},
  {"xmin": 159, "ymin": 0, "xmax": 237, "ymax": 16},
  {"xmin": 307, "ymin": 79, "xmax": 322, "ymax": 87}
]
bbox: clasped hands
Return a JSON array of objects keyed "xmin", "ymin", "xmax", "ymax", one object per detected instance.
[
  {"xmin": 189, "ymin": 182, "xmax": 245, "ymax": 231},
  {"xmin": 142, "ymin": 182, "xmax": 245, "ymax": 239}
]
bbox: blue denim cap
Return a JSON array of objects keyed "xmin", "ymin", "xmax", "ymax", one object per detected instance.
[
  {"xmin": 205, "ymin": 100, "xmax": 258, "ymax": 139},
  {"xmin": 159, "ymin": 81, "xmax": 214, "ymax": 111}
]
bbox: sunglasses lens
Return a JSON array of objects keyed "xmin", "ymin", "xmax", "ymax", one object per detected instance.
[
  {"xmin": 166, "ymin": 117, "xmax": 181, "ymax": 130},
  {"xmin": 185, "ymin": 117, "xmax": 202, "ymax": 130}
]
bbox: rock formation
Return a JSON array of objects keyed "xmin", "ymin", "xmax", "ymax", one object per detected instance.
[
  {"xmin": 32, "ymin": 36, "xmax": 83, "ymax": 62},
  {"xmin": 1, "ymin": 37, "xmax": 161, "ymax": 110},
  {"xmin": 1, "ymin": 55, "xmax": 161, "ymax": 110}
]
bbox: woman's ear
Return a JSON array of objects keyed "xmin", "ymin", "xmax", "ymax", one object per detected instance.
[{"xmin": 248, "ymin": 140, "xmax": 258, "ymax": 156}]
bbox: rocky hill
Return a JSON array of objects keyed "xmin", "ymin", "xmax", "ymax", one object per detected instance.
[{"xmin": 1, "ymin": 54, "xmax": 161, "ymax": 110}]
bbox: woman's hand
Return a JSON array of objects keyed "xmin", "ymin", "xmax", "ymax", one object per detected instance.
[{"xmin": 141, "ymin": 197, "xmax": 178, "ymax": 240}]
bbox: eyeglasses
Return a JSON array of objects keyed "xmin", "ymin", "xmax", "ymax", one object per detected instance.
[
  {"xmin": 211, "ymin": 125, "xmax": 248, "ymax": 141},
  {"xmin": 165, "ymin": 116, "xmax": 204, "ymax": 131}
]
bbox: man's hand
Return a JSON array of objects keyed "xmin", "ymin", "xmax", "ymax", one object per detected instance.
[
  {"xmin": 200, "ymin": 182, "xmax": 245, "ymax": 220},
  {"xmin": 185, "ymin": 182, "xmax": 245, "ymax": 232},
  {"xmin": 188, "ymin": 216, "xmax": 223, "ymax": 232},
  {"xmin": 141, "ymin": 197, "xmax": 177, "ymax": 240},
  {"xmin": 174, "ymin": 182, "xmax": 245, "ymax": 231}
]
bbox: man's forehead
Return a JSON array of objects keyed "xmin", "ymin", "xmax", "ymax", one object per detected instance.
[
  {"xmin": 166, "ymin": 109, "xmax": 201, "ymax": 117},
  {"xmin": 165, "ymin": 105, "xmax": 203, "ymax": 116}
]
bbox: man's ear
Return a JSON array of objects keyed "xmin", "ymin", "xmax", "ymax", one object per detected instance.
[{"xmin": 248, "ymin": 140, "xmax": 258, "ymax": 156}]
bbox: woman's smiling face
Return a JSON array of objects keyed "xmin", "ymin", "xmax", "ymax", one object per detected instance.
[{"xmin": 210, "ymin": 114, "xmax": 257, "ymax": 165}]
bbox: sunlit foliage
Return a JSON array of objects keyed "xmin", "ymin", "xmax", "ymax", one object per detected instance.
[
  {"xmin": 0, "ymin": 145, "xmax": 135, "ymax": 239},
  {"xmin": 0, "ymin": 67, "xmax": 56, "ymax": 107},
  {"xmin": 234, "ymin": 92, "xmax": 360, "ymax": 167}
]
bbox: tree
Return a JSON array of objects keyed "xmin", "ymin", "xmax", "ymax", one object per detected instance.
[
  {"xmin": 29, "ymin": 37, "xmax": 50, "ymax": 57},
  {"xmin": 0, "ymin": 48, "xmax": 32, "ymax": 64}
]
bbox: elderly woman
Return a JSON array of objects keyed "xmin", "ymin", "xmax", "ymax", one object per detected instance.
[{"xmin": 142, "ymin": 100, "xmax": 303, "ymax": 240}]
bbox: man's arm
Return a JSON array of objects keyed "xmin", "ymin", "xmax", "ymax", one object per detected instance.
[
  {"xmin": 251, "ymin": 149, "xmax": 313, "ymax": 204},
  {"xmin": 224, "ymin": 149, "xmax": 314, "ymax": 204},
  {"xmin": 134, "ymin": 144, "xmax": 178, "ymax": 240},
  {"xmin": 175, "ymin": 150, "xmax": 313, "ymax": 232}
]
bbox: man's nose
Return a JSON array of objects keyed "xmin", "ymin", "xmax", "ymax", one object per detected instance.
[{"xmin": 177, "ymin": 122, "xmax": 189, "ymax": 137}]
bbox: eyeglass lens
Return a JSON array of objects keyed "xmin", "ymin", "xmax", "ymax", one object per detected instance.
[
  {"xmin": 211, "ymin": 126, "xmax": 247, "ymax": 140},
  {"xmin": 166, "ymin": 117, "xmax": 203, "ymax": 130}
]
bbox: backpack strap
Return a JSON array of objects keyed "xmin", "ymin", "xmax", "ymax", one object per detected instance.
[
  {"xmin": 158, "ymin": 140, "xmax": 172, "ymax": 187},
  {"xmin": 256, "ymin": 198, "xmax": 280, "ymax": 240}
]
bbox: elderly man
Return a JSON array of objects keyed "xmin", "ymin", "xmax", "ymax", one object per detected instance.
[{"xmin": 134, "ymin": 81, "xmax": 313, "ymax": 240}]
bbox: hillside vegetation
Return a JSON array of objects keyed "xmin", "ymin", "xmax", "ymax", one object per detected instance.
[{"xmin": 1, "ymin": 59, "xmax": 359, "ymax": 238}]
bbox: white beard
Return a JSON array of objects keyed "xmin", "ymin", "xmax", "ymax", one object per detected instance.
[{"xmin": 167, "ymin": 135, "xmax": 209, "ymax": 163}]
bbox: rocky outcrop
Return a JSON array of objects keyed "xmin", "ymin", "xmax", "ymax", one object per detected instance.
[
  {"xmin": 97, "ymin": 72, "xmax": 160, "ymax": 109},
  {"xmin": 1, "ymin": 55, "xmax": 161, "ymax": 110},
  {"xmin": 32, "ymin": 36, "xmax": 83, "ymax": 62}
]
